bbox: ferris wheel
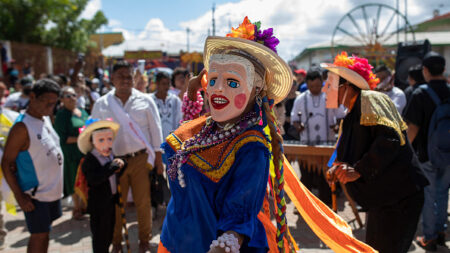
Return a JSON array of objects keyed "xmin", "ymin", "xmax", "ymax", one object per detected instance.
[{"xmin": 331, "ymin": 3, "xmax": 416, "ymax": 51}]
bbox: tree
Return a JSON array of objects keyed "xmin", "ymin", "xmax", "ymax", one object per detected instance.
[{"xmin": 0, "ymin": 0, "xmax": 108, "ymax": 52}]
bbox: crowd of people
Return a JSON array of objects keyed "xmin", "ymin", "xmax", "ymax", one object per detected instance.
[{"xmin": 0, "ymin": 17, "xmax": 449, "ymax": 253}]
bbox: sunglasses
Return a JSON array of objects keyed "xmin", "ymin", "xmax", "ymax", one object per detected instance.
[{"xmin": 62, "ymin": 93, "xmax": 77, "ymax": 98}]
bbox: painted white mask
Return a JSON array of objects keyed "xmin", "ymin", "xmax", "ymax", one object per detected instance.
[
  {"xmin": 322, "ymin": 72, "xmax": 339, "ymax": 109},
  {"xmin": 206, "ymin": 54, "xmax": 255, "ymax": 123},
  {"xmin": 92, "ymin": 129, "xmax": 114, "ymax": 157}
]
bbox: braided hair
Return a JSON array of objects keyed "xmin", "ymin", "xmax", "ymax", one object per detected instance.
[{"xmin": 259, "ymin": 90, "xmax": 288, "ymax": 252}]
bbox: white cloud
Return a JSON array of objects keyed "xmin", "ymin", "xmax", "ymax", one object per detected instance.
[
  {"xmin": 103, "ymin": 0, "xmax": 449, "ymax": 61},
  {"xmin": 108, "ymin": 19, "xmax": 121, "ymax": 27},
  {"xmin": 80, "ymin": 0, "xmax": 101, "ymax": 20}
]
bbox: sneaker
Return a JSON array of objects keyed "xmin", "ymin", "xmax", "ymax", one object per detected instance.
[
  {"xmin": 416, "ymin": 236, "xmax": 437, "ymax": 251},
  {"xmin": 437, "ymin": 232, "xmax": 446, "ymax": 246}
]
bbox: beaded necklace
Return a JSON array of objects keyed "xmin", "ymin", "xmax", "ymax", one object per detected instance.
[{"xmin": 168, "ymin": 110, "xmax": 260, "ymax": 187}]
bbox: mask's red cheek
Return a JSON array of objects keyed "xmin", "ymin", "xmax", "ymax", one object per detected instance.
[{"xmin": 234, "ymin": 93, "xmax": 247, "ymax": 109}]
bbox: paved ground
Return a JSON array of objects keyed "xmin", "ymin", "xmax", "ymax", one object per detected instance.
[{"xmin": 2, "ymin": 162, "xmax": 450, "ymax": 252}]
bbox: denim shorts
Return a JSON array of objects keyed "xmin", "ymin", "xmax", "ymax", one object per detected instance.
[{"xmin": 24, "ymin": 199, "xmax": 62, "ymax": 234}]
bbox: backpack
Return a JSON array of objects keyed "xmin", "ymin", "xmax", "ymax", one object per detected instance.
[{"xmin": 420, "ymin": 84, "xmax": 450, "ymax": 168}]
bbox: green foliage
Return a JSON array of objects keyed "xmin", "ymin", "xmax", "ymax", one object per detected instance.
[{"xmin": 0, "ymin": 0, "xmax": 108, "ymax": 52}]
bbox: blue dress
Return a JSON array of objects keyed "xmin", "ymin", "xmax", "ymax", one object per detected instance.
[{"xmin": 160, "ymin": 116, "xmax": 271, "ymax": 253}]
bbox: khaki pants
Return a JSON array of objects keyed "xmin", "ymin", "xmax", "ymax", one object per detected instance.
[{"xmin": 113, "ymin": 152, "xmax": 152, "ymax": 245}]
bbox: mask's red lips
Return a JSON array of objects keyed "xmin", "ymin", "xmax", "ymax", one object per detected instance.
[{"xmin": 210, "ymin": 94, "xmax": 229, "ymax": 110}]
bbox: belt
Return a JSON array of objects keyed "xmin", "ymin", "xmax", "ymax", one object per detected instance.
[{"xmin": 117, "ymin": 149, "xmax": 146, "ymax": 159}]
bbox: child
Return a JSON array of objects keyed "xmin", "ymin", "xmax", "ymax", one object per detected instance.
[{"xmin": 77, "ymin": 118, "xmax": 125, "ymax": 253}]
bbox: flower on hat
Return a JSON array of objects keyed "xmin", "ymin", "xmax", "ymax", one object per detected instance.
[
  {"xmin": 333, "ymin": 52, "xmax": 379, "ymax": 90},
  {"xmin": 78, "ymin": 118, "xmax": 114, "ymax": 134},
  {"xmin": 227, "ymin": 16, "xmax": 255, "ymax": 40},
  {"xmin": 226, "ymin": 16, "xmax": 280, "ymax": 53}
]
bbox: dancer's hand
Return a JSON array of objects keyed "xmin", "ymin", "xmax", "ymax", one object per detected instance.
[
  {"xmin": 207, "ymin": 231, "xmax": 242, "ymax": 253},
  {"xmin": 188, "ymin": 69, "xmax": 207, "ymax": 101},
  {"xmin": 207, "ymin": 247, "xmax": 226, "ymax": 253},
  {"xmin": 327, "ymin": 163, "xmax": 360, "ymax": 184}
]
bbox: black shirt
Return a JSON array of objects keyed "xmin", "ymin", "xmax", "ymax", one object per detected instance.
[
  {"xmin": 403, "ymin": 80, "xmax": 450, "ymax": 162},
  {"xmin": 403, "ymin": 83, "xmax": 421, "ymax": 106},
  {"xmin": 337, "ymin": 94, "xmax": 427, "ymax": 209}
]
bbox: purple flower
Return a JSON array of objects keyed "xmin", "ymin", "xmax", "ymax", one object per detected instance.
[{"xmin": 254, "ymin": 27, "xmax": 280, "ymax": 53}]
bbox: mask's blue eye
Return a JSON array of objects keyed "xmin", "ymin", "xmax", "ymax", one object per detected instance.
[
  {"xmin": 209, "ymin": 79, "xmax": 216, "ymax": 86},
  {"xmin": 227, "ymin": 80, "xmax": 240, "ymax": 88}
]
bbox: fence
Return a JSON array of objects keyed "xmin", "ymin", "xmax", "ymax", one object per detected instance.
[{"xmin": 0, "ymin": 40, "xmax": 100, "ymax": 84}]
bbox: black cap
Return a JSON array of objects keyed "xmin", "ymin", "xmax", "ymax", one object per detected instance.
[{"xmin": 422, "ymin": 51, "xmax": 445, "ymax": 69}]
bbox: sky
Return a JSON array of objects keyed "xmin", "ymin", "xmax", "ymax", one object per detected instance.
[{"xmin": 81, "ymin": 0, "xmax": 450, "ymax": 61}]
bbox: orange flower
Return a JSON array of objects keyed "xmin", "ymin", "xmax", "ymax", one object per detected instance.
[
  {"xmin": 333, "ymin": 51, "xmax": 355, "ymax": 68},
  {"xmin": 367, "ymin": 73, "xmax": 380, "ymax": 90},
  {"xmin": 226, "ymin": 16, "xmax": 255, "ymax": 40}
]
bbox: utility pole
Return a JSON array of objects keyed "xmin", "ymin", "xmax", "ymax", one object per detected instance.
[
  {"xmin": 186, "ymin": 27, "xmax": 190, "ymax": 52},
  {"xmin": 396, "ymin": 0, "xmax": 399, "ymax": 44},
  {"xmin": 405, "ymin": 0, "xmax": 407, "ymax": 42},
  {"xmin": 212, "ymin": 3, "xmax": 216, "ymax": 36}
]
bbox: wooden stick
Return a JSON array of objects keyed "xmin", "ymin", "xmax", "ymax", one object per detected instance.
[
  {"xmin": 340, "ymin": 182, "xmax": 363, "ymax": 228},
  {"xmin": 331, "ymin": 182, "xmax": 337, "ymax": 212}
]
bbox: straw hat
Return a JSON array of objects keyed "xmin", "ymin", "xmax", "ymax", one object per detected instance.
[
  {"xmin": 320, "ymin": 52, "xmax": 379, "ymax": 90},
  {"xmin": 203, "ymin": 18, "xmax": 293, "ymax": 104},
  {"xmin": 77, "ymin": 119, "xmax": 120, "ymax": 155},
  {"xmin": 320, "ymin": 63, "xmax": 370, "ymax": 90}
]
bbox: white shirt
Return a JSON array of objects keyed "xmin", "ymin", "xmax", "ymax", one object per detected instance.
[
  {"xmin": 381, "ymin": 87, "xmax": 407, "ymax": 114},
  {"xmin": 290, "ymin": 91, "xmax": 345, "ymax": 145},
  {"xmin": 91, "ymin": 89, "xmax": 163, "ymax": 156},
  {"xmin": 150, "ymin": 93, "xmax": 182, "ymax": 139},
  {"xmin": 4, "ymin": 92, "xmax": 29, "ymax": 111},
  {"xmin": 90, "ymin": 91, "xmax": 100, "ymax": 102},
  {"xmin": 18, "ymin": 114, "xmax": 63, "ymax": 201},
  {"xmin": 77, "ymin": 96, "xmax": 86, "ymax": 109}
]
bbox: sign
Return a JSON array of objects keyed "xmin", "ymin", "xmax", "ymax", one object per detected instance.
[{"xmin": 124, "ymin": 50, "xmax": 163, "ymax": 60}]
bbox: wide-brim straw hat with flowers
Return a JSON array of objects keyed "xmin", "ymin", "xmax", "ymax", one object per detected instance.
[
  {"xmin": 77, "ymin": 118, "xmax": 120, "ymax": 155},
  {"xmin": 320, "ymin": 51, "xmax": 379, "ymax": 90},
  {"xmin": 203, "ymin": 17, "xmax": 293, "ymax": 104}
]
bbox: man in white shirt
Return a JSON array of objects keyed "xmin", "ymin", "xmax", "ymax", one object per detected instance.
[
  {"xmin": 290, "ymin": 70, "xmax": 344, "ymax": 145},
  {"xmin": 374, "ymin": 65, "xmax": 407, "ymax": 114},
  {"xmin": 150, "ymin": 72, "xmax": 182, "ymax": 140},
  {"xmin": 91, "ymin": 61, "xmax": 163, "ymax": 253}
]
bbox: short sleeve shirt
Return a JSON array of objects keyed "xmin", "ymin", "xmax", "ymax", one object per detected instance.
[{"xmin": 403, "ymin": 80, "xmax": 450, "ymax": 162}]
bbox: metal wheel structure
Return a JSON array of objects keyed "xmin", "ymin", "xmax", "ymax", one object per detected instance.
[{"xmin": 331, "ymin": 3, "xmax": 416, "ymax": 64}]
